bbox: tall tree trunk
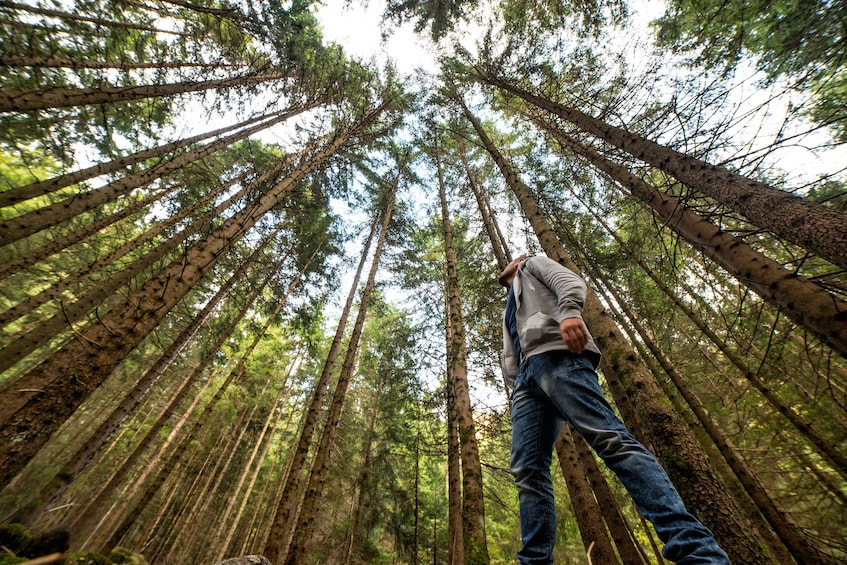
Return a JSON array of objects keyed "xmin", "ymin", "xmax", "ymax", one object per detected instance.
[
  {"xmin": 285, "ymin": 172, "xmax": 398, "ymax": 565},
  {"xmin": 540, "ymin": 124, "xmax": 847, "ymax": 358},
  {"xmin": 0, "ymin": 104, "xmax": 386, "ymax": 489},
  {"xmin": 0, "ymin": 143, "xmax": 307, "ymax": 280},
  {"xmin": 458, "ymin": 97, "xmax": 772, "ymax": 564},
  {"xmin": 457, "ymin": 139, "xmax": 511, "ymax": 267},
  {"xmin": 0, "ymin": 171, "xmax": 260, "ymax": 375},
  {"xmin": 473, "ymin": 71, "xmax": 847, "ymax": 271},
  {"xmin": 435, "ymin": 136, "xmax": 490, "ymax": 565},
  {"xmin": 96, "ymin": 243, "xmax": 307, "ymax": 553},
  {"xmin": 0, "ymin": 55, "xmax": 239, "ymax": 71},
  {"xmin": 553, "ymin": 427, "xmax": 619, "ymax": 564},
  {"xmin": 262, "ymin": 220, "xmax": 379, "ymax": 565},
  {"xmin": 460, "ymin": 142, "xmax": 637, "ymax": 561},
  {"xmin": 446, "ymin": 375, "xmax": 463, "ymax": 565},
  {"xmin": 571, "ymin": 432, "xmax": 652, "ymax": 565},
  {"xmin": 0, "ymin": 107, "xmax": 301, "ymax": 246},
  {"xmin": 213, "ymin": 376, "xmax": 291, "ymax": 563},
  {"xmin": 0, "ymin": 71, "xmax": 288, "ymax": 112},
  {"xmin": 0, "ymin": 108, "xmax": 302, "ymax": 207},
  {"xmin": 434, "ymin": 137, "xmax": 490, "ymax": 564},
  {"xmin": 0, "ymin": 0, "xmax": 186, "ymax": 35},
  {"xmin": 344, "ymin": 373, "xmax": 384, "ymax": 564}
]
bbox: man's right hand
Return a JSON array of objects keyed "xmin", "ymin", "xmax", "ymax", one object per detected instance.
[{"xmin": 559, "ymin": 318, "xmax": 588, "ymax": 354}]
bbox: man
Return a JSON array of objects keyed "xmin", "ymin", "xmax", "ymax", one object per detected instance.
[{"xmin": 500, "ymin": 254, "xmax": 730, "ymax": 564}]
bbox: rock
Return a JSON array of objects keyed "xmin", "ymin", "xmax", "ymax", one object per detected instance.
[{"xmin": 214, "ymin": 556, "xmax": 272, "ymax": 565}]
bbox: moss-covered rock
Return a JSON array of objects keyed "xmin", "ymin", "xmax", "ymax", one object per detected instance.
[
  {"xmin": 108, "ymin": 547, "xmax": 149, "ymax": 565},
  {"xmin": 0, "ymin": 523, "xmax": 30, "ymax": 554}
]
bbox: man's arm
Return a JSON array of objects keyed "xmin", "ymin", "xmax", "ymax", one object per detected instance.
[{"xmin": 525, "ymin": 256, "xmax": 589, "ymax": 354}]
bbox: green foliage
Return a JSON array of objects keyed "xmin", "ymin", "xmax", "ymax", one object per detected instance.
[
  {"xmin": 383, "ymin": 0, "xmax": 480, "ymax": 41},
  {"xmin": 500, "ymin": 0, "xmax": 628, "ymax": 38},
  {"xmin": 653, "ymin": 0, "xmax": 847, "ymax": 140}
]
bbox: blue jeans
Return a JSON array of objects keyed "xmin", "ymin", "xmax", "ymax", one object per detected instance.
[{"xmin": 510, "ymin": 350, "xmax": 730, "ymax": 564}]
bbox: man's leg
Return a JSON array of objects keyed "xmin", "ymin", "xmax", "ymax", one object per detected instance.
[
  {"xmin": 510, "ymin": 364, "xmax": 565, "ymax": 565},
  {"xmin": 526, "ymin": 351, "xmax": 730, "ymax": 565}
]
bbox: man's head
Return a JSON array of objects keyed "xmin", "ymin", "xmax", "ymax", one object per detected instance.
[{"xmin": 498, "ymin": 255, "xmax": 527, "ymax": 287}]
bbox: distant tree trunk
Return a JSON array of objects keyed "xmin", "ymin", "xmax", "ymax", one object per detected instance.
[
  {"xmin": 446, "ymin": 381, "xmax": 463, "ymax": 565},
  {"xmin": 167, "ymin": 405, "xmax": 256, "ymax": 563},
  {"xmin": 459, "ymin": 98, "xmax": 772, "ymax": 564},
  {"xmin": 0, "ymin": 105, "xmax": 386, "ymax": 489},
  {"xmin": 474, "ymin": 72, "xmax": 847, "ymax": 271},
  {"xmin": 0, "ymin": 72, "xmax": 288, "ymax": 112},
  {"xmin": 0, "ymin": 55, "xmax": 237, "ymax": 71},
  {"xmin": 541, "ymin": 125, "xmax": 847, "ymax": 359},
  {"xmin": 554, "ymin": 427, "xmax": 619, "ymax": 564},
  {"xmin": 344, "ymin": 373, "xmax": 384, "ymax": 564},
  {"xmin": 214, "ymin": 378, "xmax": 291, "ymax": 563},
  {"xmin": 413, "ymin": 425, "xmax": 421, "ymax": 565},
  {"xmin": 0, "ymin": 107, "xmax": 303, "ymax": 207},
  {"xmin": 571, "ymin": 433, "xmax": 651, "ymax": 564},
  {"xmin": 285, "ymin": 172, "xmax": 398, "ymax": 565},
  {"xmin": 155, "ymin": 408, "xmax": 247, "ymax": 562},
  {"xmin": 262, "ymin": 220, "xmax": 379, "ymax": 565},
  {"xmin": 457, "ymin": 139, "xmax": 511, "ymax": 267},
  {"xmin": 0, "ymin": 107, "xmax": 300, "ymax": 246},
  {"xmin": 435, "ymin": 136, "xmax": 490, "ymax": 565},
  {"xmin": 96, "ymin": 246, "xmax": 306, "ymax": 552}
]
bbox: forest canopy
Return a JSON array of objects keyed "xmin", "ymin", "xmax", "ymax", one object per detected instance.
[{"xmin": 0, "ymin": 0, "xmax": 845, "ymax": 564}]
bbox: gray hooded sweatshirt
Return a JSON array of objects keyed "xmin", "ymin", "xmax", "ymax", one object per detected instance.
[{"xmin": 501, "ymin": 256, "xmax": 601, "ymax": 389}]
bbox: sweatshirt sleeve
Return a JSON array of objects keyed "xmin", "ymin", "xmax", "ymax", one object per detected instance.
[{"xmin": 525, "ymin": 256, "xmax": 587, "ymax": 320}]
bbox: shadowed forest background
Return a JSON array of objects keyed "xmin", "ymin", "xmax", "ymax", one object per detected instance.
[{"xmin": 0, "ymin": 0, "xmax": 845, "ymax": 563}]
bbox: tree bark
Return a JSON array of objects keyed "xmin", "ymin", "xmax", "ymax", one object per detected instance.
[
  {"xmin": 435, "ymin": 135, "xmax": 490, "ymax": 565},
  {"xmin": 0, "ymin": 72, "xmax": 288, "ymax": 112},
  {"xmin": 0, "ymin": 172, "xmax": 246, "ymax": 329}
]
